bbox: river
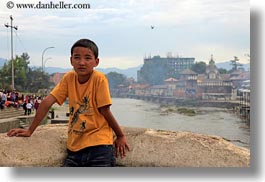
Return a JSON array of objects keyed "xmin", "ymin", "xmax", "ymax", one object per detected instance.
[{"xmin": 110, "ymin": 98, "xmax": 250, "ymax": 149}]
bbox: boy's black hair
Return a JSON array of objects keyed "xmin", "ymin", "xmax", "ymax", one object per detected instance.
[{"xmin": 71, "ymin": 39, "xmax": 99, "ymax": 59}]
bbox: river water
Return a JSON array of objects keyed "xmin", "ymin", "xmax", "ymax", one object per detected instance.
[{"xmin": 110, "ymin": 98, "xmax": 250, "ymax": 149}]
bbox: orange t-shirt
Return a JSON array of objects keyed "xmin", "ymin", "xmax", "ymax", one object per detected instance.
[{"xmin": 50, "ymin": 70, "xmax": 113, "ymax": 151}]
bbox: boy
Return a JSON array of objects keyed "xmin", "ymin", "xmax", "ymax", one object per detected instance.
[{"xmin": 7, "ymin": 39, "xmax": 130, "ymax": 167}]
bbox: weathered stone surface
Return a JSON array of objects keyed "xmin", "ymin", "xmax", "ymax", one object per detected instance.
[
  {"xmin": 0, "ymin": 124, "xmax": 68, "ymax": 167},
  {"xmin": 0, "ymin": 124, "xmax": 250, "ymax": 167},
  {"xmin": 117, "ymin": 128, "xmax": 250, "ymax": 167}
]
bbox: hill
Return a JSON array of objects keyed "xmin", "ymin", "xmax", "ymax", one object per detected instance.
[
  {"xmin": 96, "ymin": 65, "xmax": 141, "ymax": 79},
  {"xmin": 0, "ymin": 59, "xmax": 141, "ymax": 80},
  {"xmin": 216, "ymin": 61, "xmax": 250, "ymax": 71},
  {"xmin": 45, "ymin": 67, "xmax": 72, "ymax": 74},
  {"xmin": 45, "ymin": 65, "xmax": 142, "ymax": 80}
]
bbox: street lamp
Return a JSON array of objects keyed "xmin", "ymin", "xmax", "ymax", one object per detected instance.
[
  {"xmin": 41, "ymin": 46, "xmax": 54, "ymax": 73},
  {"xmin": 44, "ymin": 57, "xmax": 52, "ymax": 72}
]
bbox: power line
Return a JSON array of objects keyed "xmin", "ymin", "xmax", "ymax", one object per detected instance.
[{"xmin": 14, "ymin": 30, "xmax": 28, "ymax": 53}]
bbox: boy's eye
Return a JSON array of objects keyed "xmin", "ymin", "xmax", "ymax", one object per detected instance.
[
  {"xmin": 73, "ymin": 56, "xmax": 80, "ymax": 59},
  {"xmin": 72, "ymin": 55, "xmax": 93, "ymax": 61}
]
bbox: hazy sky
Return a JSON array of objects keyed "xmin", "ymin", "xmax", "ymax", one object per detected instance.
[{"xmin": 0, "ymin": 0, "xmax": 250, "ymax": 69}]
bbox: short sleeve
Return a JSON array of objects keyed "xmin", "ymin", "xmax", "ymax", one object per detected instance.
[
  {"xmin": 50, "ymin": 74, "xmax": 69, "ymax": 105},
  {"xmin": 96, "ymin": 75, "xmax": 112, "ymax": 108}
]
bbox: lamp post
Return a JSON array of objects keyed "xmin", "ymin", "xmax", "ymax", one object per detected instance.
[
  {"xmin": 4, "ymin": 15, "xmax": 18, "ymax": 90},
  {"xmin": 44, "ymin": 57, "xmax": 52, "ymax": 72},
  {"xmin": 41, "ymin": 47, "xmax": 54, "ymax": 73}
]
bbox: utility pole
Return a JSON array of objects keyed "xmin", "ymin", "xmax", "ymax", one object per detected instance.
[{"xmin": 4, "ymin": 15, "xmax": 18, "ymax": 90}]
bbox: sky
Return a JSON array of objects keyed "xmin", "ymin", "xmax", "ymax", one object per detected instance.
[{"xmin": 0, "ymin": 0, "xmax": 250, "ymax": 69}]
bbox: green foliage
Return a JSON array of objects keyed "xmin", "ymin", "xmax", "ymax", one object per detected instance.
[
  {"xmin": 191, "ymin": 61, "xmax": 206, "ymax": 74},
  {"xmin": 218, "ymin": 68, "xmax": 228, "ymax": 74},
  {"xmin": 0, "ymin": 52, "xmax": 53, "ymax": 92},
  {"xmin": 14, "ymin": 54, "xmax": 30, "ymax": 90},
  {"xmin": 139, "ymin": 60, "xmax": 171, "ymax": 85},
  {"xmin": 177, "ymin": 107, "xmax": 196, "ymax": 116},
  {"xmin": 230, "ymin": 56, "xmax": 243, "ymax": 72},
  {"xmin": 27, "ymin": 67, "xmax": 52, "ymax": 93},
  {"xmin": 106, "ymin": 72, "xmax": 127, "ymax": 89}
]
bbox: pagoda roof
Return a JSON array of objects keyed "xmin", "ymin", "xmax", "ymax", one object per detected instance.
[{"xmin": 164, "ymin": 77, "xmax": 178, "ymax": 82}]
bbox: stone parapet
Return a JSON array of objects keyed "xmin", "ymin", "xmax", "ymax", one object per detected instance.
[
  {"xmin": 0, "ymin": 124, "xmax": 250, "ymax": 167},
  {"xmin": 0, "ymin": 118, "xmax": 21, "ymax": 133}
]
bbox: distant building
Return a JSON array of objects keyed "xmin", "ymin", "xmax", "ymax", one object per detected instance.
[
  {"xmin": 205, "ymin": 55, "xmax": 221, "ymax": 79},
  {"xmin": 128, "ymin": 84, "xmax": 150, "ymax": 96},
  {"xmin": 143, "ymin": 55, "xmax": 195, "ymax": 74},
  {"xmin": 176, "ymin": 69, "xmax": 198, "ymax": 98},
  {"xmin": 49, "ymin": 73, "xmax": 65, "ymax": 85},
  {"xmin": 131, "ymin": 55, "xmax": 250, "ymax": 101},
  {"xmin": 149, "ymin": 85, "xmax": 168, "ymax": 96},
  {"xmin": 164, "ymin": 77, "xmax": 178, "ymax": 96},
  {"xmin": 137, "ymin": 55, "xmax": 195, "ymax": 83},
  {"xmin": 197, "ymin": 55, "xmax": 233, "ymax": 100},
  {"xmin": 229, "ymin": 69, "xmax": 250, "ymax": 89}
]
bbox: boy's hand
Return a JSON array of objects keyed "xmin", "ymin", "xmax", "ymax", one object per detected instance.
[
  {"xmin": 114, "ymin": 135, "xmax": 130, "ymax": 158},
  {"xmin": 7, "ymin": 128, "xmax": 32, "ymax": 137}
]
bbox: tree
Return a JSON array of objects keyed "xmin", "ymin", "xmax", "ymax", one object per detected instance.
[
  {"xmin": 26, "ymin": 67, "xmax": 52, "ymax": 93},
  {"xmin": 191, "ymin": 61, "xmax": 206, "ymax": 74},
  {"xmin": 0, "ymin": 52, "xmax": 53, "ymax": 93},
  {"xmin": 138, "ymin": 60, "xmax": 170, "ymax": 85},
  {"xmin": 230, "ymin": 56, "xmax": 241, "ymax": 71},
  {"xmin": 218, "ymin": 68, "xmax": 228, "ymax": 74},
  {"xmin": 21, "ymin": 52, "xmax": 30, "ymax": 62},
  {"xmin": 14, "ymin": 54, "xmax": 30, "ymax": 90},
  {"xmin": 0, "ymin": 53, "xmax": 30, "ymax": 90},
  {"xmin": 106, "ymin": 72, "xmax": 127, "ymax": 89},
  {"xmin": 0, "ymin": 63, "xmax": 10, "ymax": 89}
]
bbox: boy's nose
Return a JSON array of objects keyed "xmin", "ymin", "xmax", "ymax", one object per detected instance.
[{"xmin": 79, "ymin": 58, "xmax": 86, "ymax": 65}]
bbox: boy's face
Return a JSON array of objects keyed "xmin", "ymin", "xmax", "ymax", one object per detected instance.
[{"xmin": 70, "ymin": 47, "xmax": 99, "ymax": 78}]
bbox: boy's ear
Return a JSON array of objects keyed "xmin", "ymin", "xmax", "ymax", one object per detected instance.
[
  {"xmin": 70, "ymin": 57, "xmax": 73, "ymax": 66},
  {"xmin": 95, "ymin": 58, "xmax": 99, "ymax": 67}
]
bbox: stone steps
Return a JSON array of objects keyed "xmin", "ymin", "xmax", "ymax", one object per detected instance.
[{"xmin": 0, "ymin": 107, "xmax": 25, "ymax": 119}]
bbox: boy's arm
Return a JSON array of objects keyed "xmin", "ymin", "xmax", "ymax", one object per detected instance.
[
  {"xmin": 7, "ymin": 94, "xmax": 57, "ymax": 137},
  {"xmin": 99, "ymin": 105, "xmax": 130, "ymax": 158}
]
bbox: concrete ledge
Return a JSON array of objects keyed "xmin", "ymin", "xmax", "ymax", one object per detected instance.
[
  {"xmin": 0, "ymin": 124, "xmax": 250, "ymax": 167},
  {"xmin": 0, "ymin": 116, "xmax": 48, "ymax": 133},
  {"xmin": 0, "ymin": 118, "xmax": 21, "ymax": 133}
]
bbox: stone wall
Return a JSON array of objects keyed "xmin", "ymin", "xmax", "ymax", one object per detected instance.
[
  {"xmin": 0, "ymin": 124, "xmax": 250, "ymax": 167},
  {"xmin": 0, "ymin": 118, "xmax": 21, "ymax": 133},
  {"xmin": 0, "ymin": 116, "xmax": 47, "ymax": 134}
]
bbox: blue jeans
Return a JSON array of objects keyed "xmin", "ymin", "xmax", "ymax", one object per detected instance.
[{"xmin": 62, "ymin": 145, "xmax": 115, "ymax": 167}]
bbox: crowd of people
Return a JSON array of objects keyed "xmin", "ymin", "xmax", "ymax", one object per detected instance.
[{"xmin": 0, "ymin": 89, "xmax": 42, "ymax": 115}]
